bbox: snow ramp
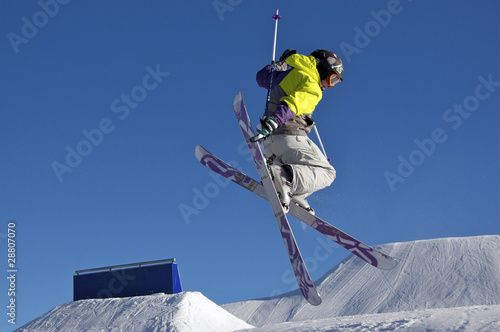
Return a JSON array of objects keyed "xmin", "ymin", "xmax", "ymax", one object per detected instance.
[
  {"xmin": 223, "ymin": 235, "xmax": 500, "ymax": 327},
  {"xmin": 16, "ymin": 291, "xmax": 253, "ymax": 332}
]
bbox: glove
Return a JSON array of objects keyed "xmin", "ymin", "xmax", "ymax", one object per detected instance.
[
  {"xmin": 250, "ymin": 116, "xmax": 278, "ymax": 142},
  {"xmin": 273, "ymin": 60, "xmax": 288, "ymax": 72}
]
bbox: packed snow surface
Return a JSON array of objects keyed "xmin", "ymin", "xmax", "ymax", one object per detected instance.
[
  {"xmin": 15, "ymin": 292, "xmax": 253, "ymax": 332},
  {"xmin": 237, "ymin": 305, "xmax": 500, "ymax": 332},
  {"xmin": 223, "ymin": 235, "xmax": 500, "ymax": 327},
  {"xmin": 16, "ymin": 235, "xmax": 500, "ymax": 331}
]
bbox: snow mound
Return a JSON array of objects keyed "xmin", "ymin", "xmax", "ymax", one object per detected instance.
[
  {"xmin": 237, "ymin": 305, "xmax": 500, "ymax": 332},
  {"xmin": 223, "ymin": 235, "xmax": 500, "ymax": 327},
  {"xmin": 15, "ymin": 291, "xmax": 254, "ymax": 332}
]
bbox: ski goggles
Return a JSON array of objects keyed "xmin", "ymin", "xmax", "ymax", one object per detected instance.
[{"xmin": 326, "ymin": 72, "xmax": 342, "ymax": 88}]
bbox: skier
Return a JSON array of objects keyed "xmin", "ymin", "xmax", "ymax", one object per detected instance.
[{"xmin": 252, "ymin": 49, "xmax": 343, "ymax": 213}]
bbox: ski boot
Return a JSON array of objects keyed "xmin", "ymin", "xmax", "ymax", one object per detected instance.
[
  {"xmin": 291, "ymin": 194, "xmax": 315, "ymax": 215},
  {"xmin": 269, "ymin": 165, "xmax": 292, "ymax": 212}
]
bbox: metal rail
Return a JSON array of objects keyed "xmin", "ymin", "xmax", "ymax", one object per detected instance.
[{"xmin": 75, "ymin": 258, "xmax": 176, "ymax": 275}]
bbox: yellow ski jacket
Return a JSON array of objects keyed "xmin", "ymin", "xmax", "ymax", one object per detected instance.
[{"xmin": 256, "ymin": 54, "xmax": 323, "ymax": 135}]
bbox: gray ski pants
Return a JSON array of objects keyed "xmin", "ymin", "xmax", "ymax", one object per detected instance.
[{"xmin": 262, "ymin": 134, "xmax": 336, "ymax": 196}]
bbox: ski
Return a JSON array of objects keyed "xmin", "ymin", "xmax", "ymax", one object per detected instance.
[
  {"xmin": 195, "ymin": 145, "xmax": 267, "ymax": 199},
  {"xmin": 233, "ymin": 91, "xmax": 322, "ymax": 306},
  {"xmin": 195, "ymin": 145, "xmax": 398, "ymax": 270}
]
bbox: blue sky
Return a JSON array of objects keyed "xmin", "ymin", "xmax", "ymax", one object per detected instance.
[{"xmin": 1, "ymin": 0, "xmax": 498, "ymax": 329}]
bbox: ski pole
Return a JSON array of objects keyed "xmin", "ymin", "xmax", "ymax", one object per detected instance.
[
  {"xmin": 251, "ymin": 10, "xmax": 281, "ymax": 142},
  {"xmin": 313, "ymin": 124, "xmax": 331, "ymax": 163},
  {"xmin": 264, "ymin": 10, "xmax": 281, "ymax": 116},
  {"xmin": 271, "ymin": 9, "xmax": 281, "ymax": 63}
]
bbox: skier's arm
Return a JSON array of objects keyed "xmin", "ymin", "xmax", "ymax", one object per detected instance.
[
  {"xmin": 256, "ymin": 61, "xmax": 289, "ymax": 89},
  {"xmin": 256, "ymin": 65, "xmax": 273, "ymax": 88},
  {"xmin": 270, "ymin": 102, "xmax": 295, "ymax": 127},
  {"xmin": 259, "ymin": 78, "xmax": 318, "ymax": 129}
]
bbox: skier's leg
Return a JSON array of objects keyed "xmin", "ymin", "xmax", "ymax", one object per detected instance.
[{"xmin": 263, "ymin": 135, "xmax": 336, "ymax": 196}]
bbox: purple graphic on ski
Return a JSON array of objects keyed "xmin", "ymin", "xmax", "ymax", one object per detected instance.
[
  {"xmin": 195, "ymin": 145, "xmax": 266, "ymax": 198},
  {"xmin": 277, "ymin": 214, "xmax": 316, "ymax": 301},
  {"xmin": 199, "ymin": 153, "xmax": 256, "ymax": 189},
  {"xmin": 311, "ymin": 217, "xmax": 378, "ymax": 266},
  {"xmin": 290, "ymin": 202, "xmax": 397, "ymax": 270}
]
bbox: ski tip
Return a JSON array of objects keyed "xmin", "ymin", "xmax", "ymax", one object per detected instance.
[
  {"xmin": 195, "ymin": 145, "xmax": 212, "ymax": 163},
  {"xmin": 194, "ymin": 145, "xmax": 203, "ymax": 158},
  {"xmin": 377, "ymin": 257, "xmax": 399, "ymax": 270},
  {"xmin": 233, "ymin": 91, "xmax": 243, "ymax": 107},
  {"xmin": 307, "ymin": 293, "xmax": 322, "ymax": 306},
  {"xmin": 301, "ymin": 285, "xmax": 322, "ymax": 306}
]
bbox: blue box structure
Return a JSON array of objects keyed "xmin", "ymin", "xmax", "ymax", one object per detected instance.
[{"xmin": 73, "ymin": 258, "xmax": 182, "ymax": 301}]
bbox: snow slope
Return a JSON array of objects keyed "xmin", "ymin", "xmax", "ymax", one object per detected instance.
[
  {"xmin": 222, "ymin": 235, "xmax": 500, "ymax": 327},
  {"xmin": 15, "ymin": 235, "xmax": 500, "ymax": 331},
  {"xmin": 16, "ymin": 301, "xmax": 500, "ymax": 332},
  {"xmin": 237, "ymin": 305, "xmax": 500, "ymax": 332},
  {"xmin": 15, "ymin": 292, "xmax": 253, "ymax": 332}
]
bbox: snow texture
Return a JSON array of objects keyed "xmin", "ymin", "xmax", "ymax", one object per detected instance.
[
  {"xmin": 237, "ymin": 305, "xmax": 500, "ymax": 332},
  {"xmin": 16, "ymin": 292, "xmax": 253, "ymax": 332},
  {"xmin": 223, "ymin": 235, "xmax": 500, "ymax": 327},
  {"xmin": 16, "ymin": 235, "xmax": 500, "ymax": 332}
]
